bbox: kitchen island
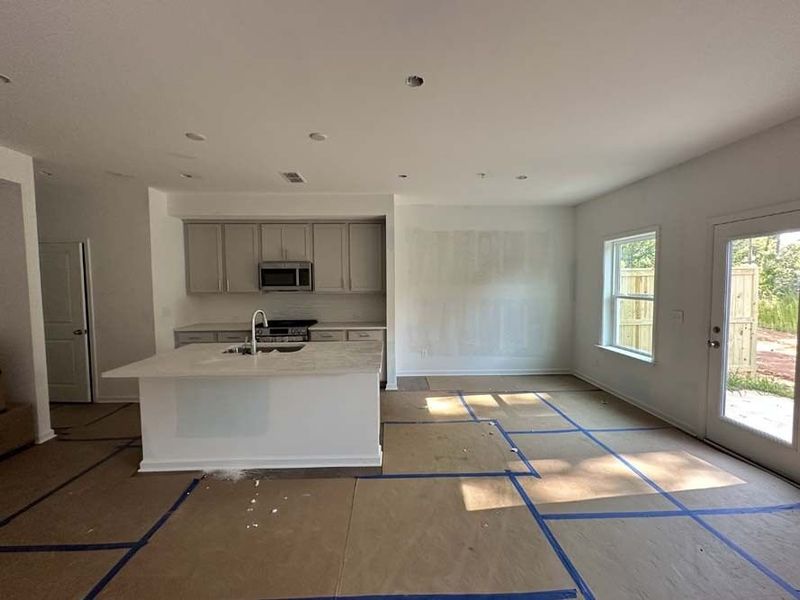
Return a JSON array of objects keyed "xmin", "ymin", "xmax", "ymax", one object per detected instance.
[{"xmin": 103, "ymin": 341, "xmax": 383, "ymax": 472}]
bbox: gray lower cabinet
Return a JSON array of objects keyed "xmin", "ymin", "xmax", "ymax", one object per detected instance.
[
  {"xmin": 174, "ymin": 331, "xmax": 217, "ymax": 346},
  {"xmin": 185, "ymin": 224, "xmax": 223, "ymax": 293},
  {"xmin": 175, "ymin": 330, "xmax": 248, "ymax": 347},
  {"xmin": 312, "ymin": 328, "xmax": 386, "ymax": 382},
  {"xmin": 223, "ymin": 224, "xmax": 260, "ymax": 292}
]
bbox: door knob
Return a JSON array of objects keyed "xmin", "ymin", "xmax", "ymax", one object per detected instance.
[
  {"xmin": 707, "ymin": 340, "xmax": 720, "ymax": 348},
  {"xmin": 73, "ymin": 329, "xmax": 87, "ymax": 335}
]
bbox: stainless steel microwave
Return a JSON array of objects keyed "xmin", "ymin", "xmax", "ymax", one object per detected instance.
[{"xmin": 259, "ymin": 261, "xmax": 313, "ymax": 292}]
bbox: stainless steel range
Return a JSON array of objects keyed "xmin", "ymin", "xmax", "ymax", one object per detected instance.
[{"xmin": 254, "ymin": 319, "xmax": 317, "ymax": 343}]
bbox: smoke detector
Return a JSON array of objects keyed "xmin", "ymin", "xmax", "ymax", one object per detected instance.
[{"xmin": 281, "ymin": 171, "xmax": 306, "ymax": 184}]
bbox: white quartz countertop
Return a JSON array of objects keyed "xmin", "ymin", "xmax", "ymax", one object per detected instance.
[
  {"xmin": 174, "ymin": 321, "xmax": 386, "ymax": 332},
  {"xmin": 309, "ymin": 322, "xmax": 386, "ymax": 331},
  {"xmin": 103, "ymin": 341, "xmax": 383, "ymax": 379}
]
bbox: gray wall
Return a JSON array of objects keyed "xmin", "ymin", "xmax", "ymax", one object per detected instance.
[
  {"xmin": 573, "ymin": 116, "xmax": 800, "ymax": 433},
  {"xmin": 0, "ymin": 180, "xmax": 37, "ymax": 410},
  {"xmin": 36, "ymin": 174, "xmax": 156, "ymax": 401}
]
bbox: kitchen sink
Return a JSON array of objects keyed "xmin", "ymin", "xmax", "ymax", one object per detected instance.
[{"xmin": 222, "ymin": 344, "xmax": 305, "ymax": 355}]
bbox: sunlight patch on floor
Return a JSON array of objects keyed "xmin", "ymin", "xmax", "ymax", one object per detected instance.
[
  {"xmin": 424, "ymin": 395, "xmax": 468, "ymax": 416},
  {"xmin": 462, "ymin": 394, "xmax": 498, "ymax": 408},
  {"xmin": 459, "ymin": 479, "xmax": 524, "ymax": 512},
  {"xmin": 623, "ymin": 450, "xmax": 745, "ymax": 492}
]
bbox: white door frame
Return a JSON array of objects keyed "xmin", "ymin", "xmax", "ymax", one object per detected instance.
[
  {"xmin": 83, "ymin": 239, "xmax": 99, "ymax": 403},
  {"xmin": 704, "ymin": 199, "xmax": 800, "ymax": 481}
]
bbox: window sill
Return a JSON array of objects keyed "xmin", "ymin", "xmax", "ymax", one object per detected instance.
[{"xmin": 596, "ymin": 344, "xmax": 655, "ymax": 364}]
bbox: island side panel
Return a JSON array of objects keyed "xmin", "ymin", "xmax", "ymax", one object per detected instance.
[{"xmin": 137, "ymin": 373, "xmax": 381, "ymax": 472}]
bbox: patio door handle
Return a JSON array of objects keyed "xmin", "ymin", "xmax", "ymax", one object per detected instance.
[{"xmin": 707, "ymin": 340, "xmax": 720, "ymax": 348}]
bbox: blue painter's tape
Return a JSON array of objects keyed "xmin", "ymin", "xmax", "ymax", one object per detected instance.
[
  {"xmin": 491, "ymin": 421, "xmax": 541, "ymax": 478},
  {"xmin": 543, "ymin": 510, "xmax": 686, "ymax": 521},
  {"xmin": 506, "ymin": 429, "xmax": 580, "ymax": 435},
  {"xmin": 533, "ymin": 392, "xmax": 800, "ymax": 600},
  {"xmin": 54, "ymin": 402, "xmax": 132, "ymax": 432},
  {"xmin": 583, "ymin": 426, "xmax": 671, "ymax": 433},
  {"xmin": 0, "ymin": 440, "xmax": 137, "ymax": 528},
  {"xmin": 295, "ymin": 591, "xmax": 577, "ymax": 600},
  {"xmin": 457, "ymin": 392, "xmax": 480, "ymax": 422},
  {"xmin": 0, "ymin": 542, "xmax": 136, "ymax": 553},
  {"xmin": 360, "ymin": 471, "xmax": 537, "ymax": 480},
  {"xmin": 508, "ymin": 475, "xmax": 596, "ymax": 600},
  {"xmin": 382, "ymin": 420, "xmax": 480, "ymax": 425},
  {"xmin": 694, "ymin": 502, "xmax": 800, "ymax": 516},
  {"xmin": 83, "ymin": 478, "xmax": 200, "ymax": 600},
  {"xmin": 507, "ymin": 426, "xmax": 669, "ymax": 435}
]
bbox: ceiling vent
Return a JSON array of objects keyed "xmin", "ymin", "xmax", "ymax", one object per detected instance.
[{"xmin": 280, "ymin": 171, "xmax": 306, "ymax": 184}]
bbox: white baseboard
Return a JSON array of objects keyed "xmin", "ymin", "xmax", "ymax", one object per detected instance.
[
  {"xmin": 96, "ymin": 396, "xmax": 139, "ymax": 404},
  {"xmin": 36, "ymin": 429, "xmax": 56, "ymax": 444},
  {"xmin": 397, "ymin": 368, "xmax": 573, "ymax": 377},
  {"xmin": 573, "ymin": 369, "xmax": 699, "ymax": 436},
  {"xmin": 139, "ymin": 449, "xmax": 383, "ymax": 473}
]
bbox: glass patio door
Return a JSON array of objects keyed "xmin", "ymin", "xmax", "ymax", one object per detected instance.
[{"xmin": 706, "ymin": 210, "xmax": 800, "ymax": 482}]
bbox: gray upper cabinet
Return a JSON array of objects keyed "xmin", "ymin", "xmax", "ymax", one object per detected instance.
[
  {"xmin": 261, "ymin": 223, "xmax": 312, "ymax": 261},
  {"xmin": 223, "ymin": 224, "xmax": 260, "ymax": 292},
  {"xmin": 349, "ymin": 223, "xmax": 384, "ymax": 292},
  {"xmin": 186, "ymin": 223, "xmax": 223, "ymax": 293},
  {"xmin": 186, "ymin": 220, "xmax": 384, "ymax": 295},
  {"xmin": 312, "ymin": 223, "xmax": 349, "ymax": 292}
]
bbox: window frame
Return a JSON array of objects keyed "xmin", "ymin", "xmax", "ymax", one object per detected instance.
[{"xmin": 601, "ymin": 228, "xmax": 659, "ymax": 362}]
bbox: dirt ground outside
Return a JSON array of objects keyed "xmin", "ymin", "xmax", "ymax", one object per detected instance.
[{"xmin": 756, "ymin": 327, "xmax": 797, "ymax": 383}]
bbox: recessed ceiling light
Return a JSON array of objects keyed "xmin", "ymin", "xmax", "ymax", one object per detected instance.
[
  {"xmin": 185, "ymin": 132, "xmax": 206, "ymax": 142},
  {"xmin": 105, "ymin": 170, "xmax": 134, "ymax": 178},
  {"xmin": 406, "ymin": 75, "xmax": 424, "ymax": 88},
  {"xmin": 477, "ymin": 172, "xmax": 487, "ymax": 179},
  {"xmin": 38, "ymin": 169, "xmax": 53, "ymax": 177},
  {"xmin": 516, "ymin": 175, "xmax": 528, "ymax": 180},
  {"xmin": 180, "ymin": 172, "xmax": 199, "ymax": 179},
  {"xmin": 308, "ymin": 132, "xmax": 327, "ymax": 142},
  {"xmin": 0, "ymin": 74, "xmax": 11, "ymax": 84},
  {"xmin": 398, "ymin": 174, "xmax": 408, "ymax": 179}
]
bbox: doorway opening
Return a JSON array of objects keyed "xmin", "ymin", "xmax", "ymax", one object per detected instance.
[
  {"xmin": 39, "ymin": 241, "xmax": 94, "ymax": 405},
  {"xmin": 722, "ymin": 233, "xmax": 798, "ymax": 443}
]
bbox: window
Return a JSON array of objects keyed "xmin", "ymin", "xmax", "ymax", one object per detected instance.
[{"xmin": 602, "ymin": 230, "xmax": 658, "ymax": 359}]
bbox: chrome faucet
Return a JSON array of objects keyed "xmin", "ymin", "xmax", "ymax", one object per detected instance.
[{"xmin": 250, "ymin": 309, "xmax": 268, "ymax": 355}]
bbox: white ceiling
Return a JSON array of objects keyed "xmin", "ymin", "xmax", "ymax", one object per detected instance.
[{"xmin": 2, "ymin": 0, "xmax": 800, "ymax": 205}]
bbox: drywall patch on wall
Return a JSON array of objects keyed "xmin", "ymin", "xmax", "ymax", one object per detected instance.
[{"xmin": 395, "ymin": 205, "xmax": 574, "ymax": 375}]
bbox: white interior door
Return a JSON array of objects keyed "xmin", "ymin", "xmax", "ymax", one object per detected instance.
[
  {"xmin": 706, "ymin": 211, "xmax": 800, "ymax": 482},
  {"xmin": 39, "ymin": 242, "xmax": 91, "ymax": 403}
]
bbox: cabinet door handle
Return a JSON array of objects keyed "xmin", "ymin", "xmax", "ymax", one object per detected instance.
[{"xmin": 226, "ymin": 279, "xmax": 231, "ymax": 291}]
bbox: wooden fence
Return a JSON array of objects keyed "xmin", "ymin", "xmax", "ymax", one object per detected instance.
[
  {"xmin": 727, "ymin": 265, "xmax": 759, "ymax": 374},
  {"xmin": 618, "ymin": 269, "xmax": 655, "ymax": 353},
  {"xmin": 618, "ymin": 265, "xmax": 758, "ymax": 370}
]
